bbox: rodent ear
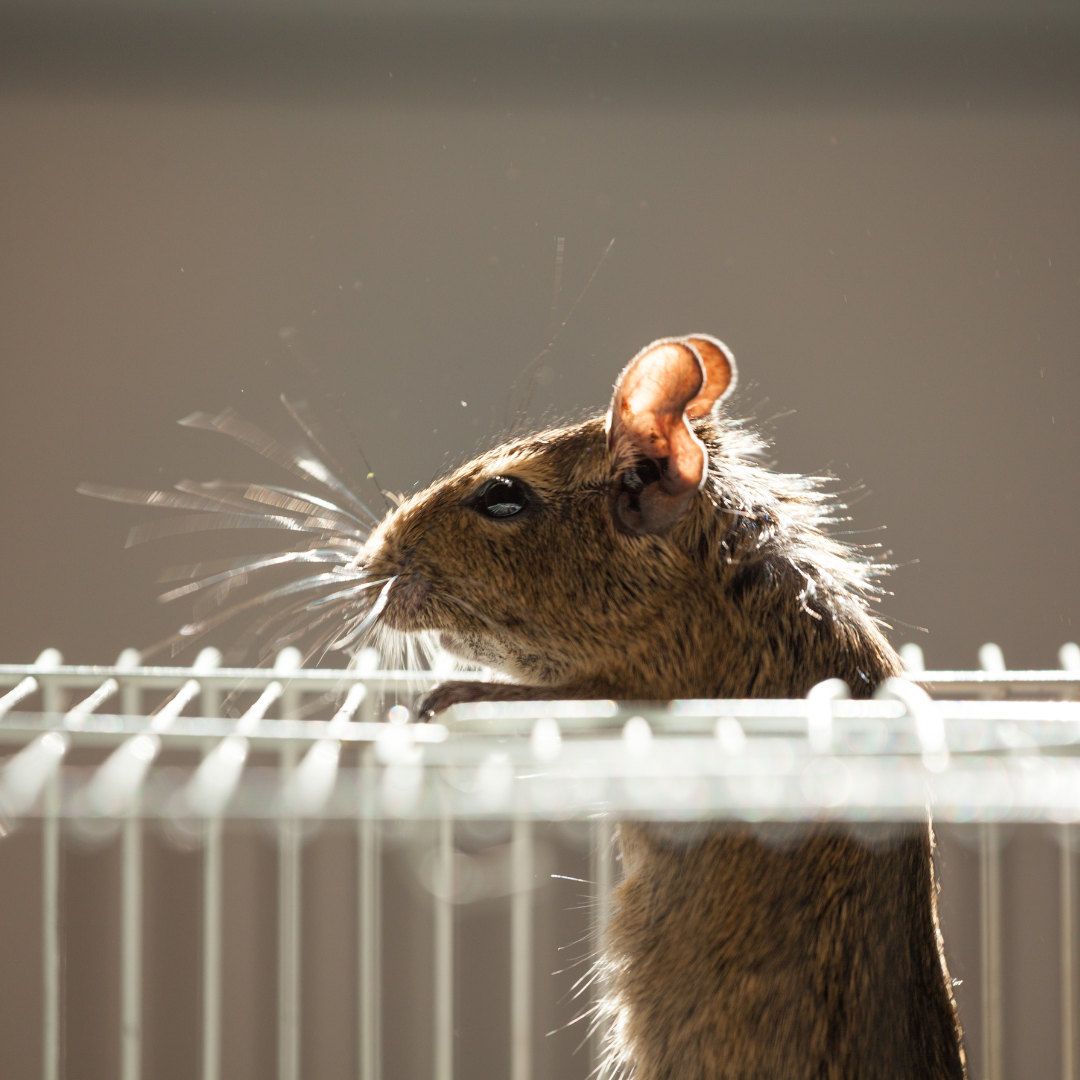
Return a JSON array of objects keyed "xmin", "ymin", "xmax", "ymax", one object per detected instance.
[
  {"xmin": 681, "ymin": 335, "xmax": 738, "ymax": 417},
  {"xmin": 606, "ymin": 335, "xmax": 737, "ymax": 535}
]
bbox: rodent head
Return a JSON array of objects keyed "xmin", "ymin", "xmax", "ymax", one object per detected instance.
[{"xmin": 359, "ymin": 334, "xmax": 894, "ymax": 698}]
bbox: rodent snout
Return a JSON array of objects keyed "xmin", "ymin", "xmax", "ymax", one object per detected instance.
[{"xmin": 381, "ymin": 570, "xmax": 433, "ymax": 630}]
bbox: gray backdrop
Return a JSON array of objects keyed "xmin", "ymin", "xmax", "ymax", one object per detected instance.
[{"xmin": 0, "ymin": 6, "xmax": 1077, "ymax": 1080}]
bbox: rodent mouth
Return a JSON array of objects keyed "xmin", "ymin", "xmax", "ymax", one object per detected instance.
[
  {"xmin": 380, "ymin": 571, "xmax": 435, "ymax": 631},
  {"xmin": 437, "ymin": 632, "xmax": 475, "ymax": 662}
]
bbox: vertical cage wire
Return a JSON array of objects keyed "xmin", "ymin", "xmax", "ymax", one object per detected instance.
[
  {"xmin": 590, "ymin": 818, "xmax": 614, "ymax": 1078},
  {"xmin": 981, "ymin": 822, "xmax": 1004, "ymax": 1080},
  {"xmin": 1064, "ymin": 826, "xmax": 1076, "ymax": 1080},
  {"xmin": 120, "ymin": 672, "xmax": 141, "ymax": 718},
  {"xmin": 278, "ymin": 742, "xmax": 302, "ymax": 1080},
  {"xmin": 200, "ymin": 662, "xmax": 223, "ymax": 1080},
  {"xmin": 42, "ymin": 773, "xmax": 61, "ymax": 1080},
  {"xmin": 1063, "ymin": 648, "xmax": 1080, "ymax": 1080},
  {"xmin": 8, "ymin": 656, "xmax": 1080, "ymax": 1080},
  {"xmin": 278, "ymin": 670, "xmax": 303, "ymax": 1080},
  {"xmin": 978, "ymin": 643, "xmax": 1005, "ymax": 1080},
  {"xmin": 359, "ymin": 736, "xmax": 381, "ymax": 1080},
  {"xmin": 121, "ymin": 814, "xmax": 143, "ymax": 1080},
  {"xmin": 40, "ymin": 672, "xmax": 63, "ymax": 1080},
  {"xmin": 202, "ymin": 816, "xmax": 223, "ymax": 1080},
  {"xmin": 511, "ymin": 817, "xmax": 533, "ymax": 1080},
  {"xmin": 434, "ymin": 815, "xmax": 454, "ymax": 1080},
  {"xmin": 120, "ymin": 674, "xmax": 143, "ymax": 1080}
]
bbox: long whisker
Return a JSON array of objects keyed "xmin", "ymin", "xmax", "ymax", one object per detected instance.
[
  {"xmin": 300, "ymin": 577, "xmax": 390, "ymax": 612},
  {"xmin": 175, "ymin": 480, "xmax": 366, "ymax": 530},
  {"xmin": 135, "ymin": 568, "xmax": 373, "ymax": 662},
  {"xmin": 306, "ymin": 613, "xmax": 370, "ymax": 667},
  {"xmin": 156, "ymin": 541, "xmax": 357, "ymax": 581},
  {"xmin": 439, "ymin": 592, "xmax": 508, "ymax": 636},
  {"xmin": 239, "ymin": 484, "xmax": 367, "ymax": 529},
  {"xmin": 158, "ymin": 552, "xmax": 310, "ymax": 583},
  {"xmin": 170, "ymin": 481, "xmax": 307, "ymax": 518},
  {"xmin": 280, "ymin": 395, "xmax": 384, "ymax": 526},
  {"xmin": 347, "ymin": 575, "xmax": 397, "ymax": 636},
  {"xmin": 169, "ymin": 572, "xmax": 370, "ymax": 644},
  {"xmin": 178, "ymin": 407, "xmax": 378, "ymax": 523},
  {"xmin": 276, "ymin": 335, "xmax": 392, "ymax": 515},
  {"xmin": 259, "ymin": 601, "xmax": 358, "ymax": 661},
  {"xmin": 511, "ymin": 236, "xmax": 615, "ymax": 433},
  {"xmin": 81, "ymin": 400, "xmax": 397, "ymax": 667},
  {"xmin": 191, "ymin": 576, "xmax": 254, "ymax": 620},
  {"xmin": 82, "ymin": 481, "xmax": 368, "ymax": 546},
  {"xmin": 77, "ymin": 482, "xmax": 267, "ymax": 516},
  {"xmin": 252, "ymin": 595, "xmax": 356, "ymax": 647},
  {"xmin": 221, "ymin": 573, "xmax": 389, "ymax": 668},
  {"xmin": 124, "ymin": 513, "xmax": 365, "ymax": 548},
  {"xmin": 328, "ymin": 577, "xmax": 397, "ymax": 651},
  {"xmin": 222, "ymin": 598, "xmax": 347, "ymax": 666},
  {"xmin": 157, "ymin": 550, "xmax": 349, "ymax": 603}
]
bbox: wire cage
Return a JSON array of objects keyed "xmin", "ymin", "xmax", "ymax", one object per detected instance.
[{"xmin": 1, "ymin": 642, "xmax": 1079, "ymax": 1080}]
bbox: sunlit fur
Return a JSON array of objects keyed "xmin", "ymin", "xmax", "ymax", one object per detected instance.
[
  {"xmin": 363, "ymin": 414, "xmax": 898, "ymax": 703},
  {"xmin": 360, "ymin": 411, "xmax": 967, "ymax": 1080},
  {"xmin": 88, "ymin": 388, "xmax": 966, "ymax": 1078}
]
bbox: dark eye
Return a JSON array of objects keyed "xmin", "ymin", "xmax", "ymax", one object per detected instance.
[{"xmin": 475, "ymin": 476, "xmax": 531, "ymax": 519}]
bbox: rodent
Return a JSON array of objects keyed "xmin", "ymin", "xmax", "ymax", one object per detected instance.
[
  {"xmin": 357, "ymin": 335, "xmax": 967, "ymax": 1079},
  {"xmin": 87, "ymin": 334, "xmax": 964, "ymax": 1076}
]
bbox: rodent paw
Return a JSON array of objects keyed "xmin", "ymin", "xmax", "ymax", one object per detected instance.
[
  {"xmin": 415, "ymin": 681, "xmax": 498, "ymax": 718},
  {"xmin": 416, "ymin": 681, "xmax": 550, "ymax": 719}
]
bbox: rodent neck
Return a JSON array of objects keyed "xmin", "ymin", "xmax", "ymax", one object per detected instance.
[{"xmin": 544, "ymin": 579, "xmax": 900, "ymax": 702}]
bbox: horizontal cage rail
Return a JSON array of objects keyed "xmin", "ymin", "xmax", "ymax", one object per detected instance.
[
  {"xmin": 0, "ymin": 641, "xmax": 1077, "ymax": 1080},
  {"xmin": 0, "ymin": 645, "xmax": 1077, "ymax": 824}
]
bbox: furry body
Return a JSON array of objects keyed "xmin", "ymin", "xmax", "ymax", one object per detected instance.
[
  {"xmin": 364, "ymin": 417, "xmax": 897, "ymax": 702},
  {"xmin": 97, "ymin": 337, "xmax": 965, "ymax": 1076},
  {"xmin": 610, "ymin": 824, "xmax": 961, "ymax": 1080},
  {"xmin": 359, "ymin": 397, "xmax": 965, "ymax": 1079},
  {"xmin": 103, "ymin": 338, "xmax": 964, "ymax": 1078}
]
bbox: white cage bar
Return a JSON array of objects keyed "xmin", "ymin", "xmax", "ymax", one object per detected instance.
[{"xmin": 1, "ymin": 643, "xmax": 1079, "ymax": 1080}]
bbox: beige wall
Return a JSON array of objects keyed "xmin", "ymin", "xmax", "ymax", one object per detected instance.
[{"xmin": 0, "ymin": 12, "xmax": 1077, "ymax": 1080}]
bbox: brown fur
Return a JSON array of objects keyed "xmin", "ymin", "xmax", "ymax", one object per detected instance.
[
  {"xmin": 357, "ymin": 376, "xmax": 965, "ymax": 1077},
  {"xmin": 608, "ymin": 824, "xmax": 961, "ymax": 1080}
]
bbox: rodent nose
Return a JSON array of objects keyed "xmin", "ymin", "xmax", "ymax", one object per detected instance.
[
  {"xmin": 379, "ymin": 569, "xmax": 432, "ymax": 631},
  {"xmin": 391, "ymin": 571, "xmax": 430, "ymax": 603},
  {"xmin": 356, "ymin": 541, "xmax": 406, "ymax": 578}
]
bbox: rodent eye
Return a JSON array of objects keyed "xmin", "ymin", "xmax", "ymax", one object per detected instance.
[{"xmin": 474, "ymin": 476, "xmax": 530, "ymax": 520}]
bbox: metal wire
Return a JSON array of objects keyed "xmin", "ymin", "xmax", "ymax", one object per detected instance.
[
  {"xmin": 434, "ymin": 814, "xmax": 454, "ymax": 1080},
  {"xmin": 0, "ymin": 642, "xmax": 1078, "ymax": 1080},
  {"xmin": 511, "ymin": 817, "xmax": 533, "ymax": 1080}
]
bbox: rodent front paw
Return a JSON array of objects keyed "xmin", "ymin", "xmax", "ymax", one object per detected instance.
[
  {"xmin": 415, "ymin": 681, "xmax": 498, "ymax": 718},
  {"xmin": 416, "ymin": 681, "xmax": 550, "ymax": 718}
]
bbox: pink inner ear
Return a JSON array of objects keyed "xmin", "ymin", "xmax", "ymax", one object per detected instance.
[
  {"xmin": 607, "ymin": 339, "xmax": 709, "ymax": 494},
  {"xmin": 683, "ymin": 336, "xmax": 736, "ymax": 419}
]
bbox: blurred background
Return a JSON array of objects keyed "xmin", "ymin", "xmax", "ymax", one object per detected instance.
[{"xmin": 0, "ymin": 0, "xmax": 1077, "ymax": 1077}]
